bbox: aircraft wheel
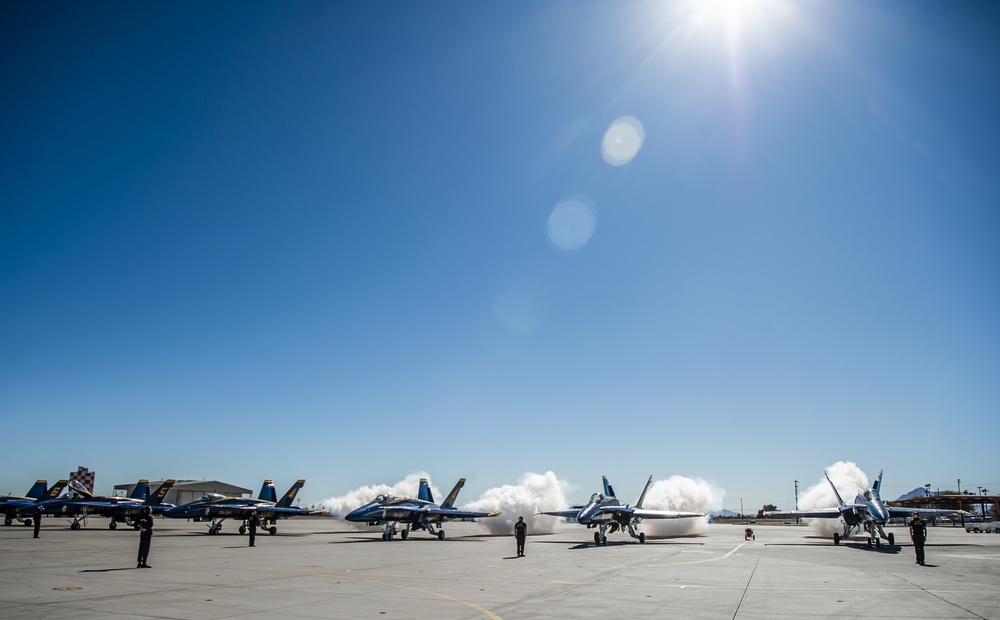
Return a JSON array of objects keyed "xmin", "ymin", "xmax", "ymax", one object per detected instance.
[
  {"xmin": 109, "ymin": 521, "xmax": 117, "ymax": 530},
  {"xmin": 401, "ymin": 530, "xmax": 408, "ymax": 540},
  {"xmin": 71, "ymin": 522, "xmax": 80, "ymax": 530},
  {"xmin": 239, "ymin": 526, "xmax": 247, "ymax": 535},
  {"xmin": 875, "ymin": 538, "xmax": 881, "ymax": 549},
  {"xmin": 23, "ymin": 518, "xmax": 33, "ymax": 527},
  {"xmin": 382, "ymin": 532, "xmax": 388, "ymax": 541},
  {"xmin": 437, "ymin": 530, "xmax": 446, "ymax": 541},
  {"xmin": 833, "ymin": 533, "xmax": 840, "ymax": 546},
  {"xmin": 4, "ymin": 517, "xmax": 11, "ymax": 526},
  {"xmin": 595, "ymin": 532, "xmax": 601, "ymax": 545},
  {"xmin": 639, "ymin": 532, "xmax": 646, "ymax": 544},
  {"xmin": 888, "ymin": 533, "xmax": 894, "ymax": 546},
  {"xmin": 268, "ymin": 526, "xmax": 277, "ymax": 536}
]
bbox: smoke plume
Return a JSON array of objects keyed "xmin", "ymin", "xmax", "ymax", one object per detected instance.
[
  {"xmin": 798, "ymin": 461, "xmax": 869, "ymax": 537},
  {"xmin": 643, "ymin": 476, "xmax": 724, "ymax": 537},
  {"xmin": 466, "ymin": 471, "xmax": 569, "ymax": 535}
]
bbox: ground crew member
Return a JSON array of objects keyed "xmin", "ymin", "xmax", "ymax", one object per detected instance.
[
  {"xmin": 136, "ymin": 506, "xmax": 153, "ymax": 568},
  {"xmin": 514, "ymin": 516, "xmax": 527, "ymax": 557},
  {"xmin": 248, "ymin": 511, "xmax": 256, "ymax": 547},
  {"xmin": 33, "ymin": 506, "xmax": 41, "ymax": 539},
  {"xmin": 909, "ymin": 513, "xmax": 927, "ymax": 565}
]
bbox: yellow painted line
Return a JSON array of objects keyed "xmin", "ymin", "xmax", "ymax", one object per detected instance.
[{"xmin": 336, "ymin": 573, "xmax": 504, "ymax": 620}]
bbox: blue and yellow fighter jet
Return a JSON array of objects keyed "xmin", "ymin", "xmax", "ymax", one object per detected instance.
[
  {"xmin": 538, "ymin": 475, "xmax": 705, "ymax": 545},
  {"xmin": 767, "ymin": 470, "xmax": 957, "ymax": 548},
  {"xmin": 345, "ymin": 477, "xmax": 500, "ymax": 541},
  {"xmin": 1, "ymin": 480, "xmax": 68, "ymax": 527},
  {"xmin": 24, "ymin": 479, "xmax": 176, "ymax": 530},
  {"xmin": 164, "ymin": 479, "xmax": 321, "ymax": 535}
]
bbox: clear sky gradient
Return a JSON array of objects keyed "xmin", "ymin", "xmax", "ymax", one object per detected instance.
[{"xmin": 2, "ymin": 0, "xmax": 998, "ymax": 510}]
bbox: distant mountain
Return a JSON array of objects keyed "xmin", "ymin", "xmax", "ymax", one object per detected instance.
[
  {"xmin": 895, "ymin": 487, "xmax": 931, "ymax": 501},
  {"xmin": 709, "ymin": 509, "xmax": 741, "ymax": 518}
]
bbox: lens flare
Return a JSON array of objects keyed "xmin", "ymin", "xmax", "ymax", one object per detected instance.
[
  {"xmin": 546, "ymin": 197, "xmax": 597, "ymax": 252},
  {"xmin": 601, "ymin": 116, "xmax": 645, "ymax": 166}
]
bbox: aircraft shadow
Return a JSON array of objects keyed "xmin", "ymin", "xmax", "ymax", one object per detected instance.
[
  {"xmin": 79, "ymin": 567, "xmax": 138, "ymax": 573},
  {"xmin": 556, "ymin": 540, "xmax": 707, "ymax": 550},
  {"xmin": 331, "ymin": 535, "xmax": 489, "ymax": 545}
]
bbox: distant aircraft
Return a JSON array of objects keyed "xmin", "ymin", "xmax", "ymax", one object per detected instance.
[
  {"xmin": 538, "ymin": 475, "xmax": 705, "ymax": 545},
  {"xmin": 163, "ymin": 479, "xmax": 321, "ymax": 535},
  {"xmin": 767, "ymin": 470, "xmax": 956, "ymax": 548},
  {"xmin": 24, "ymin": 479, "xmax": 176, "ymax": 530},
  {"xmin": 1, "ymin": 480, "xmax": 68, "ymax": 526},
  {"xmin": 345, "ymin": 477, "xmax": 500, "ymax": 540}
]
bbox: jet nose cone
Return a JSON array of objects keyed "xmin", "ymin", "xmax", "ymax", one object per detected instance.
[{"xmin": 344, "ymin": 507, "xmax": 366, "ymax": 522}]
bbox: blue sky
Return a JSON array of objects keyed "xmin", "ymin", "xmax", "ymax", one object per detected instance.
[{"xmin": 2, "ymin": 0, "xmax": 998, "ymax": 511}]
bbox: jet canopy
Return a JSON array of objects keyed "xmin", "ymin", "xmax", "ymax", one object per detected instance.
[
  {"xmin": 590, "ymin": 493, "xmax": 605, "ymax": 503},
  {"xmin": 374, "ymin": 494, "xmax": 396, "ymax": 503},
  {"xmin": 198, "ymin": 493, "xmax": 225, "ymax": 502}
]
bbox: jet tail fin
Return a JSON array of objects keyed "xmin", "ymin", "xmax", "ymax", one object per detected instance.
[
  {"xmin": 418, "ymin": 478, "xmax": 434, "ymax": 503},
  {"xmin": 26, "ymin": 480, "xmax": 47, "ymax": 500},
  {"xmin": 40, "ymin": 480, "xmax": 68, "ymax": 502},
  {"xmin": 276, "ymin": 480, "xmax": 305, "ymax": 508},
  {"xmin": 636, "ymin": 475, "xmax": 653, "ymax": 508},
  {"xmin": 441, "ymin": 478, "xmax": 466, "ymax": 509},
  {"xmin": 147, "ymin": 480, "xmax": 176, "ymax": 506},
  {"xmin": 130, "ymin": 480, "xmax": 150, "ymax": 501},
  {"xmin": 824, "ymin": 472, "xmax": 847, "ymax": 506},
  {"xmin": 873, "ymin": 470, "xmax": 883, "ymax": 494},
  {"xmin": 259, "ymin": 480, "xmax": 277, "ymax": 503},
  {"xmin": 602, "ymin": 476, "xmax": 616, "ymax": 499}
]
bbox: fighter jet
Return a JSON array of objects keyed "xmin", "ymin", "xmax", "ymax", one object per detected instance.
[
  {"xmin": 25, "ymin": 479, "xmax": 176, "ymax": 530},
  {"xmin": 1, "ymin": 480, "xmax": 68, "ymax": 526},
  {"xmin": 163, "ymin": 479, "xmax": 321, "ymax": 535},
  {"xmin": 345, "ymin": 477, "xmax": 500, "ymax": 540},
  {"xmin": 538, "ymin": 475, "xmax": 705, "ymax": 545},
  {"xmin": 767, "ymin": 470, "xmax": 956, "ymax": 548}
]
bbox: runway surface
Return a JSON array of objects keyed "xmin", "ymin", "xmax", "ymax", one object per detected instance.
[{"xmin": 1, "ymin": 518, "xmax": 998, "ymax": 619}]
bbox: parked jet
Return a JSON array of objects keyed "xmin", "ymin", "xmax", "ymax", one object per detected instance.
[
  {"xmin": 163, "ymin": 479, "xmax": 320, "ymax": 535},
  {"xmin": 1, "ymin": 480, "xmax": 68, "ymax": 526},
  {"xmin": 767, "ymin": 470, "xmax": 956, "ymax": 548},
  {"xmin": 538, "ymin": 475, "xmax": 705, "ymax": 545},
  {"xmin": 24, "ymin": 479, "xmax": 176, "ymax": 530},
  {"xmin": 345, "ymin": 477, "xmax": 500, "ymax": 540}
]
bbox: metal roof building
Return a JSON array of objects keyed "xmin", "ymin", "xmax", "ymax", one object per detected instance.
[{"xmin": 113, "ymin": 480, "xmax": 252, "ymax": 507}]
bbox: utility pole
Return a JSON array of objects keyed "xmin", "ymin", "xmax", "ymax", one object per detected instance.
[
  {"xmin": 740, "ymin": 498, "xmax": 744, "ymax": 520},
  {"xmin": 794, "ymin": 480, "xmax": 800, "ymax": 524},
  {"xmin": 958, "ymin": 479, "xmax": 964, "ymax": 527}
]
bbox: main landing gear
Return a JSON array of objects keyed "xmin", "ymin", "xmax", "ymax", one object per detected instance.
[{"xmin": 381, "ymin": 522, "xmax": 446, "ymax": 540}]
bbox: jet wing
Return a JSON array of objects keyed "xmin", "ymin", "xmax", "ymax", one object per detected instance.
[
  {"xmin": 767, "ymin": 506, "xmax": 864, "ymax": 519},
  {"xmin": 425, "ymin": 507, "xmax": 500, "ymax": 520},
  {"xmin": 600, "ymin": 506, "xmax": 705, "ymax": 519},
  {"xmin": 537, "ymin": 509, "xmax": 582, "ymax": 519},
  {"xmin": 888, "ymin": 507, "xmax": 957, "ymax": 519},
  {"xmin": 256, "ymin": 506, "xmax": 326, "ymax": 518}
]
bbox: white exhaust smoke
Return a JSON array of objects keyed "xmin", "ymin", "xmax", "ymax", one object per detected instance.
[
  {"xmin": 466, "ymin": 471, "xmax": 569, "ymax": 535},
  {"xmin": 799, "ymin": 461, "xmax": 869, "ymax": 537},
  {"xmin": 643, "ymin": 476, "xmax": 724, "ymax": 537},
  {"xmin": 321, "ymin": 473, "xmax": 440, "ymax": 530}
]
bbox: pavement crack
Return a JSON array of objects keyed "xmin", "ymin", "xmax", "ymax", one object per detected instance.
[
  {"xmin": 731, "ymin": 557, "xmax": 759, "ymax": 620},
  {"xmin": 887, "ymin": 572, "xmax": 988, "ymax": 620}
]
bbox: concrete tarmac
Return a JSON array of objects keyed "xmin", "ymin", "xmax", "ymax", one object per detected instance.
[{"xmin": 1, "ymin": 518, "xmax": 998, "ymax": 619}]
